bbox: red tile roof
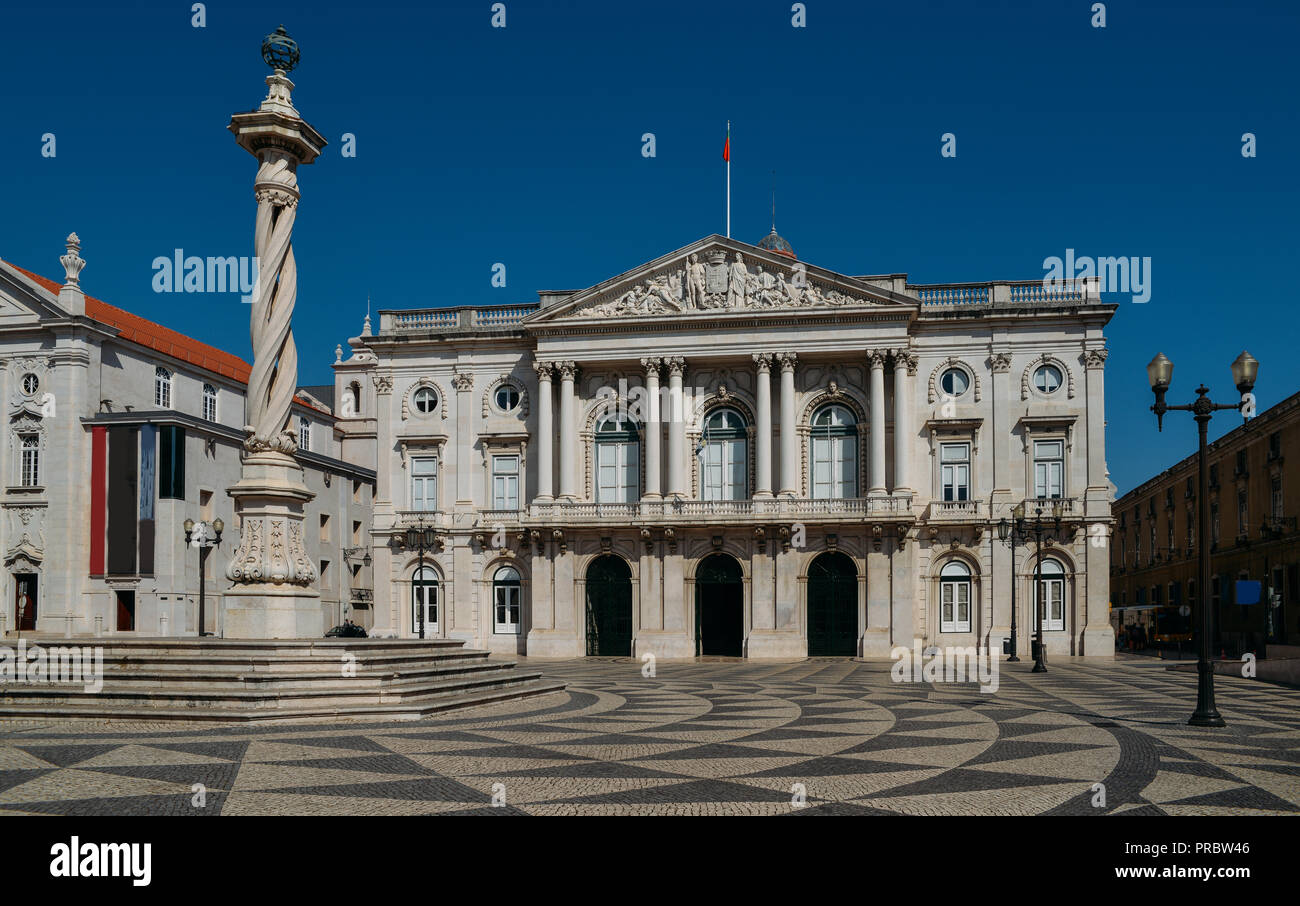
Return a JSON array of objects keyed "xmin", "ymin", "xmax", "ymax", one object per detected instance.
[{"xmin": 4, "ymin": 263, "xmax": 330, "ymax": 418}]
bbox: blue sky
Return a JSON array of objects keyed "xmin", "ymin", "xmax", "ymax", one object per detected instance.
[{"xmin": 1, "ymin": 0, "xmax": 1295, "ymax": 495}]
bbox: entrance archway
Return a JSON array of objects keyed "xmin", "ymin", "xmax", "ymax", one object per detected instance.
[
  {"xmin": 586, "ymin": 555, "xmax": 633, "ymax": 656},
  {"xmin": 807, "ymin": 552, "xmax": 857, "ymax": 656},
  {"xmin": 695, "ymin": 554, "xmax": 743, "ymax": 657}
]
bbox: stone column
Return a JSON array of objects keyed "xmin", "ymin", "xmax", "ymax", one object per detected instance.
[
  {"xmin": 642, "ymin": 358, "xmax": 662, "ymax": 499},
  {"xmin": 868, "ymin": 350, "xmax": 887, "ymax": 495},
  {"xmin": 892, "ymin": 350, "xmax": 914, "ymax": 495},
  {"xmin": 666, "ymin": 357, "xmax": 686, "ymax": 497},
  {"xmin": 224, "ymin": 31, "xmax": 327, "ymax": 639},
  {"xmin": 1082, "ymin": 348, "xmax": 1114, "ymax": 656},
  {"xmin": 557, "ymin": 361, "xmax": 578, "ymax": 500},
  {"xmin": 453, "ymin": 371, "xmax": 474, "ymax": 506},
  {"xmin": 778, "ymin": 352, "xmax": 798, "ymax": 497},
  {"xmin": 533, "ymin": 361, "xmax": 554, "ymax": 502},
  {"xmin": 753, "ymin": 353, "xmax": 774, "ymax": 498}
]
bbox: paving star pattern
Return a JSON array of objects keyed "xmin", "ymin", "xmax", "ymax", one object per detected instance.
[{"xmin": 1, "ymin": 655, "xmax": 1298, "ymax": 816}]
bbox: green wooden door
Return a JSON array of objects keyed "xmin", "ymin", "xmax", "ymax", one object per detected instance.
[
  {"xmin": 586, "ymin": 555, "xmax": 633, "ymax": 656},
  {"xmin": 807, "ymin": 552, "xmax": 857, "ymax": 656},
  {"xmin": 695, "ymin": 554, "xmax": 744, "ymax": 657}
]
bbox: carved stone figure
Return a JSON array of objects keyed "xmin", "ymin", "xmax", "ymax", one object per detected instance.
[
  {"xmin": 728, "ymin": 253, "xmax": 748, "ymax": 308},
  {"xmin": 685, "ymin": 253, "xmax": 706, "ymax": 309}
]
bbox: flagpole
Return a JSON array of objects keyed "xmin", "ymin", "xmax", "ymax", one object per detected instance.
[{"xmin": 726, "ymin": 120, "xmax": 731, "ymax": 239}]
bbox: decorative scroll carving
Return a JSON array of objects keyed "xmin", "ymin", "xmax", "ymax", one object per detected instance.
[
  {"xmin": 1083, "ymin": 348, "xmax": 1109, "ymax": 369},
  {"xmin": 990, "ymin": 352, "xmax": 1013, "ymax": 373}
]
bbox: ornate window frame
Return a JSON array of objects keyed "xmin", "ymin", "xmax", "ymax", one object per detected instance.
[
  {"xmin": 582, "ymin": 394, "xmax": 643, "ymax": 502},
  {"xmin": 928, "ymin": 357, "xmax": 981, "ymax": 404},
  {"xmin": 690, "ymin": 392, "xmax": 756, "ymax": 501},
  {"xmin": 401, "ymin": 378, "xmax": 448, "ymax": 421},
  {"xmin": 482, "ymin": 374, "xmax": 529, "ymax": 418},
  {"xmin": 1021, "ymin": 353, "xmax": 1075, "ymax": 401},
  {"xmin": 803, "ymin": 393, "xmax": 866, "ymax": 499},
  {"xmin": 8, "ymin": 415, "xmax": 47, "ymax": 491}
]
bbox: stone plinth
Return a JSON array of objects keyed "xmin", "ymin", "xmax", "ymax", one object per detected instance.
[{"xmin": 223, "ymin": 451, "xmax": 321, "ymax": 639}]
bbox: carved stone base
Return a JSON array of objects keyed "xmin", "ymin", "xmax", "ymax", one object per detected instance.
[
  {"xmin": 222, "ymin": 451, "xmax": 321, "ymax": 639},
  {"xmin": 744, "ymin": 630, "xmax": 806, "ymax": 659},
  {"xmin": 1081, "ymin": 626, "xmax": 1116, "ymax": 658}
]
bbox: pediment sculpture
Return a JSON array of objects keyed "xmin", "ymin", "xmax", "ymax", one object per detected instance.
[{"xmin": 577, "ymin": 250, "xmax": 868, "ymax": 317}]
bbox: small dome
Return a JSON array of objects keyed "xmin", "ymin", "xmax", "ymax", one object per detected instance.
[{"xmin": 757, "ymin": 229, "xmax": 795, "ymax": 259}]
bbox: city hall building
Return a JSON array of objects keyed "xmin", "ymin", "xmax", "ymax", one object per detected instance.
[{"xmin": 336, "ymin": 233, "xmax": 1117, "ymax": 658}]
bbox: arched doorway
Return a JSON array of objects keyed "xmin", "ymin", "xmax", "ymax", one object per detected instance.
[
  {"xmin": 695, "ymin": 554, "xmax": 743, "ymax": 657},
  {"xmin": 807, "ymin": 552, "xmax": 857, "ymax": 656},
  {"xmin": 586, "ymin": 555, "xmax": 633, "ymax": 656},
  {"xmin": 411, "ymin": 565, "xmax": 439, "ymax": 637}
]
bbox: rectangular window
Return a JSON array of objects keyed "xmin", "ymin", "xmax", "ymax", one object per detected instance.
[
  {"xmin": 492, "ymin": 455, "xmax": 520, "ymax": 510},
  {"xmin": 1187, "ymin": 508, "xmax": 1195, "ymax": 550},
  {"xmin": 702, "ymin": 439, "xmax": 745, "ymax": 501},
  {"xmin": 940, "ymin": 443, "xmax": 970, "ymax": 502},
  {"xmin": 352, "ymin": 520, "xmax": 362, "ymax": 545},
  {"xmin": 1211, "ymin": 503, "xmax": 1220, "ymax": 545},
  {"xmin": 1272, "ymin": 477, "xmax": 1283, "ymax": 521},
  {"xmin": 1209, "ymin": 463, "xmax": 1219, "ymax": 487},
  {"xmin": 1037, "ymin": 578, "xmax": 1064, "ymax": 631},
  {"xmin": 494, "ymin": 583, "xmax": 520, "ymax": 634},
  {"xmin": 1269, "ymin": 432, "xmax": 1282, "ymax": 460},
  {"xmin": 319, "ymin": 513, "xmax": 330, "ymax": 543},
  {"xmin": 1033, "ymin": 440, "xmax": 1064, "ymax": 499},
  {"xmin": 939, "ymin": 580, "xmax": 971, "ymax": 633},
  {"xmin": 1235, "ymin": 449, "xmax": 1248, "ymax": 476},
  {"xmin": 1237, "ymin": 489, "xmax": 1248, "ymax": 536},
  {"xmin": 411, "ymin": 456, "xmax": 437, "ymax": 511},
  {"xmin": 158, "ymin": 425, "xmax": 185, "ymax": 499},
  {"xmin": 298, "ymin": 417, "xmax": 311, "ymax": 453},
  {"xmin": 19, "ymin": 434, "xmax": 39, "ymax": 487}
]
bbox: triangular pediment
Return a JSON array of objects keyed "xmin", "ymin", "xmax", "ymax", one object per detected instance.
[
  {"xmin": 0, "ymin": 260, "xmax": 74, "ymax": 325},
  {"xmin": 526, "ymin": 236, "xmax": 914, "ymax": 324}
]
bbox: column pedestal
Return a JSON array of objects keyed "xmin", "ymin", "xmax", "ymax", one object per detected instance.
[{"xmin": 223, "ymin": 451, "xmax": 322, "ymax": 639}]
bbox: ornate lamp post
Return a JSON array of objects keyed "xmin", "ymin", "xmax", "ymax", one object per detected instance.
[
  {"xmin": 1020, "ymin": 499, "xmax": 1065, "ymax": 673},
  {"xmin": 222, "ymin": 25, "xmax": 327, "ymax": 638},
  {"xmin": 1148, "ymin": 349, "xmax": 1259, "ymax": 728},
  {"xmin": 183, "ymin": 518, "xmax": 224, "ymax": 636},
  {"xmin": 405, "ymin": 523, "xmax": 437, "ymax": 639},
  {"xmin": 996, "ymin": 502, "xmax": 1027, "ymax": 662}
]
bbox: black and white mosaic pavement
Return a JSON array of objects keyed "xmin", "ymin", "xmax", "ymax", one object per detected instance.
[{"xmin": 1, "ymin": 656, "xmax": 1297, "ymax": 815}]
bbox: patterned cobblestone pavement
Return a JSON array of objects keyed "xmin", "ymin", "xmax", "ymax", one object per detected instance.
[{"xmin": 1, "ymin": 655, "xmax": 1298, "ymax": 816}]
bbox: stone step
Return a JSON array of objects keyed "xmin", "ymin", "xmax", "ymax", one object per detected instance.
[
  {"xmin": 0, "ymin": 669, "xmax": 555, "ymax": 711},
  {"xmin": 0, "ymin": 680, "xmax": 568, "ymax": 723},
  {"xmin": 70, "ymin": 659, "xmax": 522, "ymax": 689}
]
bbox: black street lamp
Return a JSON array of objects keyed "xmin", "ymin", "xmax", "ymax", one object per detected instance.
[
  {"xmin": 997, "ymin": 502, "xmax": 1028, "ymax": 662},
  {"xmin": 1148, "ymin": 349, "xmax": 1259, "ymax": 728},
  {"xmin": 405, "ymin": 522, "xmax": 437, "ymax": 639},
  {"xmin": 183, "ymin": 517, "xmax": 224, "ymax": 637},
  {"xmin": 1020, "ymin": 499, "xmax": 1065, "ymax": 673}
]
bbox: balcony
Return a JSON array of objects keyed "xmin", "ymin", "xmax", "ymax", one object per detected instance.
[
  {"xmin": 382, "ymin": 304, "xmax": 539, "ymax": 334},
  {"xmin": 393, "ymin": 510, "xmax": 453, "ymax": 530},
  {"xmin": 928, "ymin": 500, "xmax": 983, "ymax": 522},
  {"xmin": 1020, "ymin": 497, "xmax": 1081, "ymax": 518},
  {"xmin": 909, "ymin": 277, "xmax": 1099, "ymax": 308},
  {"xmin": 527, "ymin": 495, "xmax": 913, "ymax": 526}
]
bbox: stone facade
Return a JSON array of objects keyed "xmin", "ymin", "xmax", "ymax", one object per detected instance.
[
  {"xmin": 0, "ymin": 237, "xmax": 375, "ymax": 637},
  {"xmin": 338, "ymin": 235, "xmax": 1117, "ymax": 658}
]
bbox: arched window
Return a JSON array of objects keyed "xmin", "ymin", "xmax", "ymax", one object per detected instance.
[
  {"xmin": 939, "ymin": 560, "xmax": 972, "ymax": 633},
  {"xmin": 701, "ymin": 407, "xmax": 747, "ymax": 501},
  {"xmin": 202, "ymin": 383, "xmax": 218, "ymax": 422},
  {"xmin": 154, "ymin": 367, "xmax": 172, "ymax": 408},
  {"xmin": 347, "ymin": 381, "xmax": 361, "ymax": 417},
  {"xmin": 596, "ymin": 412, "xmax": 639, "ymax": 503},
  {"xmin": 412, "ymin": 565, "xmax": 439, "ymax": 634},
  {"xmin": 298, "ymin": 416, "xmax": 311, "ymax": 452},
  {"xmin": 810, "ymin": 404, "xmax": 857, "ymax": 499},
  {"xmin": 1035, "ymin": 558, "xmax": 1066, "ymax": 631},
  {"xmin": 493, "ymin": 566, "xmax": 521, "ymax": 634}
]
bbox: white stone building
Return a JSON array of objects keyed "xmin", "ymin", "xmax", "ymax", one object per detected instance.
[
  {"xmin": 339, "ymin": 234, "xmax": 1116, "ymax": 659},
  {"xmin": 0, "ymin": 235, "xmax": 375, "ymax": 637}
]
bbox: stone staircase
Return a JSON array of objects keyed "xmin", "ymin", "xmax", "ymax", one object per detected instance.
[{"xmin": 0, "ymin": 637, "xmax": 565, "ymax": 722}]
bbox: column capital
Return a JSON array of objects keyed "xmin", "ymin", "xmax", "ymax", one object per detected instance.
[
  {"xmin": 990, "ymin": 351, "xmax": 1014, "ymax": 373},
  {"xmin": 752, "ymin": 352, "xmax": 774, "ymax": 373},
  {"xmin": 451, "ymin": 370, "xmax": 474, "ymax": 392},
  {"xmin": 666, "ymin": 356, "xmax": 687, "ymax": 377},
  {"xmin": 641, "ymin": 356, "xmax": 663, "ymax": 376},
  {"xmin": 777, "ymin": 351, "xmax": 798, "ymax": 372},
  {"xmin": 1083, "ymin": 348, "xmax": 1109, "ymax": 370},
  {"xmin": 556, "ymin": 360, "xmax": 578, "ymax": 380},
  {"xmin": 866, "ymin": 349, "xmax": 888, "ymax": 369},
  {"xmin": 891, "ymin": 349, "xmax": 918, "ymax": 373},
  {"xmin": 533, "ymin": 360, "xmax": 555, "ymax": 380}
]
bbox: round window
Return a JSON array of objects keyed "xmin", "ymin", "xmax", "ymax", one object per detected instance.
[
  {"xmin": 412, "ymin": 386, "xmax": 438, "ymax": 414},
  {"xmin": 494, "ymin": 384, "xmax": 520, "ymax": 412},
  {"xmin": 21, "ymin": 374, "xmax": 39, "ymax": 395},
  {"xmin": 939, "ymin": 367, "xmax": 969, "ymax": 396},
  {"xmin": 1034, "ymin": 365, "xmax": 1063, "ymax": 394}
]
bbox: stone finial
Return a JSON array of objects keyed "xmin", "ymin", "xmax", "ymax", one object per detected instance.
[
  {"xmin": 335, "ymin": 344, "xmax": 343, "ymax": 363},
  {"xmin": 60, "ymin": 233, "xmax": 85, "ymax": 286},
  {"xmin": 362, "ymin": 311, "xmax": 372, "ymax": 336}
]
